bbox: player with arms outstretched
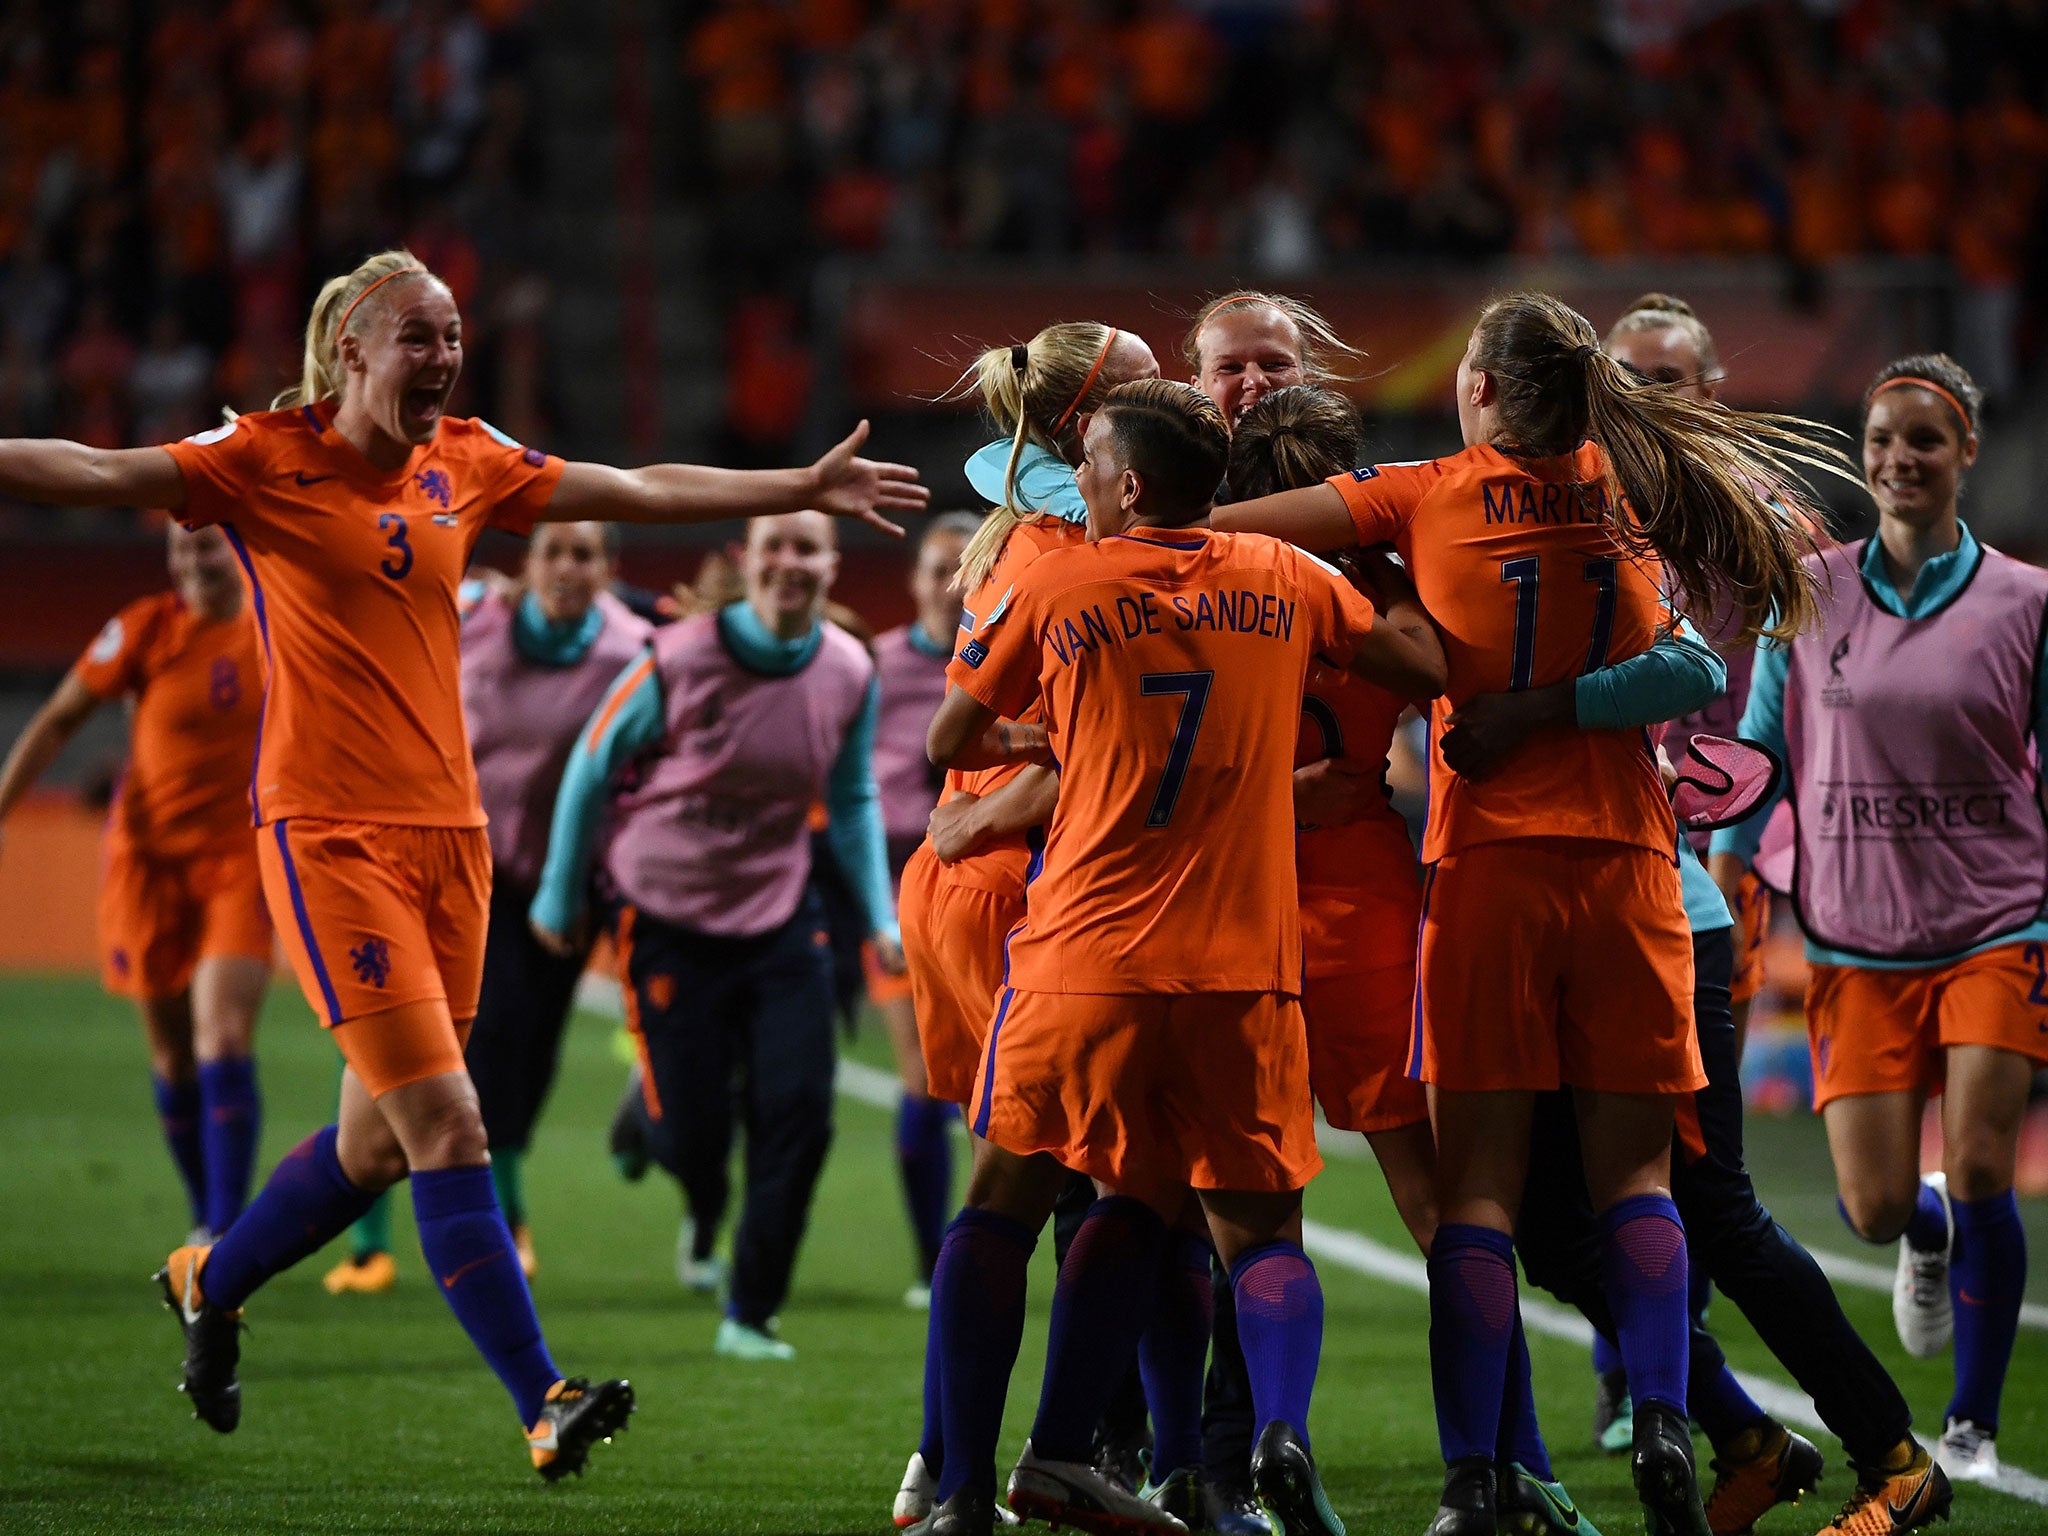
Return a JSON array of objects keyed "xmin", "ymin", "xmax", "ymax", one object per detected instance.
[{"xmin": 0, "ymin": 248, "xmax": 925, "ymax": 1477}]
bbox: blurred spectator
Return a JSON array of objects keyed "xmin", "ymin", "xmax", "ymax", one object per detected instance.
[{"xmin": 130, "ymin": 311, "xmax": 214, "ymax": 445}]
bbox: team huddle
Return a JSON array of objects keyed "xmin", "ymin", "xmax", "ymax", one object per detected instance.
[{"xmin": 0, "ymin": 250, "xmax": 2036, "ymax": 1536}]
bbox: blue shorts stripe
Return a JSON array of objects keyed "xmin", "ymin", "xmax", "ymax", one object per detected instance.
[
  {"xmin": 973, "ymin": 987, "xmax": 1016, "ymax": 1138},
  {"xmin": 273, "ymin": 820, "xmax": 343, "ymax": 1025},
  {"xmin": 219, "ymin": 523, "xmax": 270, "ymax": 824},
  {"xmin": 1406, "ymin": 863, "xmax": 1437, "ymax": 1082}
]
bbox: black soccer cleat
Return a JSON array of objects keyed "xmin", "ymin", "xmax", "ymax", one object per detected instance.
[
  {"xmin": 527, "ymin": 1376, "xmax": 635, "ymax": 1481},
  {"xmin": 1250, "ymin": 1420, "xmax": 1346, "ymax": 1536},
  {"xmin": 156, "ymin": 1244, "xmax": 242, "ymax": 1434},
  {"xmin": 1428, "ymin": 1455, "xmax": 1497, "ymax": 1536},
  {"xmin": 1632, "ymin": 1401, "xmax": 1712, "ymax": 1536},
  {"xmin": 609, "ymin": 1072, "xmax": 651, "ymax": 1182}
]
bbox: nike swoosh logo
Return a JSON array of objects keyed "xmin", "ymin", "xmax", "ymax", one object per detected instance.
[
  {"xmin": 439, "ymin": 1251, "xmax": 505, "ymax": 1289},
  {"xmin": 293, "ymin": 472, "xmax": 336, "ymax": 486},
  {"xmin": 1887, "ymin": 1476, "xmax": 1934, "ymax": 1525},
  {"xmin": 1959, "ymin": 1288, "xmax": 1985, "ymax": 1306}
]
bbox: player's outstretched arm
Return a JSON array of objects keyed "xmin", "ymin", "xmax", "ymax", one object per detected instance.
[
  {"xmin": 0, "ymin": 673, "xmax": 100, "ymax": 852},
  {"xmin": 546, "ymin": 420, "xmax": 928, "ymax": 535},
  {"xmin": 927, "ymin": 687, "xmax": 1051, "ymax": 773},
  {"xmin": 1211, "ymin": 482, "xmax": 1356, "ymax": 551},
  {"xmin": 0, "ymin": 441, "xmax": 186, "ymax": 510}
]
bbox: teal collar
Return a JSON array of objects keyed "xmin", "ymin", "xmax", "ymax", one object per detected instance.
[
  {"xmin": 513, "ymin": 591, "xmax": 606, "ymax": 666},
  {"xmin": 907, "ymin": 621, "xmax": 952, "ymax": 661},
  {"xmin": 1859, "ymin": 521, "xmax": 1979, "ymax": 619},
  {"xmin": 964, "ymin": 438, "xmax": 1088, "ymax": 524},
  {"xmin": 717, "ymin": 599, "xmax": 822, "ymax": 676}
]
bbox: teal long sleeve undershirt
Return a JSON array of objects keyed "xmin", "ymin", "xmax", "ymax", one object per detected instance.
[
  {"xmin": 528, "ymin": 603, "xmax": 899, "ymax": 944},
  {"xmin": 1707, "ymin": 523, "xmax": 2048, "ymax": 968},
  {"xmin": 1567, "ymin": 615, "xmax": 1732, "ymax": 933}
]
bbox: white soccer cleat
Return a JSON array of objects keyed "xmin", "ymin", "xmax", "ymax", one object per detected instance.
[
  {"xmin": 896, "ymin": 1450, "xmax": 937, "ymax": 1528},
  {"xmin": 676, "ymin": 1217, "xmax": 725, "ymax": 1294},
  {"xmin": 1935, "ymin": 1418, "xmax": 2001, "ymax": 1485},
  {"xmin": 1006, "ymin": 1439, "xmax": 1189, "ymax": 1534},
  {"xmin": 1891, "ymin": 1172, "xmax": 1953, "ymax": 1358}
]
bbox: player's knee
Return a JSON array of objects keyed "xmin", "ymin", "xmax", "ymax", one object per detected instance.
[
  {"xmin": 403, "ymin": 1094, "xmax": 490, "ymax": 1170},
  {"xmin": 1944, "ymin": 1132, "xmax": 2015, "ymax": 1203},
  {"xmin": 1838, "ymin": 1181, "xmax": 1916, "ymax": 1244}
]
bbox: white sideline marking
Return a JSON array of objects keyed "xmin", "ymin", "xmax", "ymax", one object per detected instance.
[{"xmin": 575, "ymin": 977, "xmax": 2048, "ymax": 1505}]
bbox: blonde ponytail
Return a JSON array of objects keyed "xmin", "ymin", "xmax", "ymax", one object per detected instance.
[
  {"xmin": 950, "ymin": 320, "xmax": 1126, "ymax": 593},
  {"xmin": 271, "ymin": 249, "xmax": 435, "ymax": 410},
  {"xmin": 1472, "ymin": 291, "xmax": 1852, "ymax": 647}
]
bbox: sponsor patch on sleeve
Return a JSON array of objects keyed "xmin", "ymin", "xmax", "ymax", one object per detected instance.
[
  {"xmin": 958, "ymin": 638, "xmax": 989, "ymax": 669},
  {"xmin": 184, "ymin": 420, "xmax": 239, "ymax": 446},
  {"xmin": 88, "ymin": 616, "xmax": 126, "ymax": 664},
  {"xmin": 1348, "ymin": 465, "xmax": 1379, "ymax": 481}
]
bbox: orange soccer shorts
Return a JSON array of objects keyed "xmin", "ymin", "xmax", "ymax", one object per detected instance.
[
  {"xmin": 1730, "ymin": 868, "xmax": 1771, "ymax": 1006},
  {"xmin": 258, "ymin": 818, "xmax": 491, "ymax": 1034},
  {"xmin": 1804, "ymin": 941, "xmax": 2048, "ymax": 1109},
  {"xmin": 1303, "ymin": 960, "xmax": 1427, "ymax": 1134},
  {"xmin": 99, "ymin": 840, "xmax": 273, "ymax": 998},
  {"xmin": 1416, "ymin": 838, "xmax": 1702, "ymax": 1096},
  {"xmin": 969, "ymin": 987, "xmax": 1323, "ymax": 1196},
  {"xmin": 899, "ymin": 843, "xmax": 1024, "ymax": 1106}
]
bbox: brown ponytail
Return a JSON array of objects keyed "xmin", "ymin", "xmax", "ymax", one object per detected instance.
[
  {"xmin": 1471, "ymin": 291, "xmax": 1849, "ymax": 646},
  {"xmin": 1226, "ymin": 386, "xmax": 1361, "ymax": 500}
]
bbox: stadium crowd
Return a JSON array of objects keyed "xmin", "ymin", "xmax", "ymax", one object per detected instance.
[
  {"xmin": 0, "ymin": 0, "xmax": 550, "ymax": 516},
  {"xmin": 684, "ymin": 0, "xmax": 2048, "ymax": 454}
]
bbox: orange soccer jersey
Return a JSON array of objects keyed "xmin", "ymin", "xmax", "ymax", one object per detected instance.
[
  {"xmin": 162, "ymin": 402, "xmax": 564, "ymax": 829},
  {"xmin": 1328, "ymin": 443, "xmax": 1674, "ymax": 862},
  {"xmin": 935, "ymin": 514, "xmax": 1087, "ymax": 900},
  {"xmin": 73, "ymin": 591, "xmax": 263, "ymax": 861},
  {"xmin": 947, "ymin": 525, "xmax": 1378, "ymax": 995}
]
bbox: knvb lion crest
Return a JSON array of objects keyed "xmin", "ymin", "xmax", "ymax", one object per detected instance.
[{"xmin": 350, "ymin": 937, "xmax": 392, "ymax": 988}]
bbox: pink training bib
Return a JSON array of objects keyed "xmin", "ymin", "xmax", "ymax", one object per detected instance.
[
  {"xmin": 605, "ymin": 612, "xmax": 874, "ymax": 936},
  {"xmin": 872, "ymin": 625, "xmax": 949, "ymax": 842},
  {"xmin": 462, "ymin": 591, "xmax": 654, "ymax": 889},
  {"xmin": 1783, "ymin": 540, "xmax": 2048, "ymax": 959}
]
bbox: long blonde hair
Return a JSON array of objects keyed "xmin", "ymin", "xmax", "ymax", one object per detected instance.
[
  {"xmin": 1181, "ymin": 291, "xmax": 1368, "ymax": 384},
  {"xmin": 1472, "ymin": 291, "xmax": 1845, "ymax": 645},
  {"xmin": 953, "ymin": 320, "xmax": 1121, "ymax": 593},
  {"xmin": 271, "ymin": 249, "xmax": 439, "ymax": 410}
]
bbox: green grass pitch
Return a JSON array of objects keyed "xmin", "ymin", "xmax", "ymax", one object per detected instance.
[{"xmin": 1, "ymin": 973, "xmax": 2044, "ymax": 1534}]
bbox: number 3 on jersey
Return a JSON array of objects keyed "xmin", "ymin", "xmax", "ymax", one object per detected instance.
[
  {"xmin": 1500, "ymin": 556, "xmax": 1617, "ymax": 690},
  {"xmin": 1140, "ymin": 671, "xmax": 1213, "ymax": 827},
  {"xmin": 379, "ymin": 513, "xmax": 414, "ymax": 580}
]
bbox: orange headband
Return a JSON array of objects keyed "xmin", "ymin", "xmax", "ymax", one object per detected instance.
[
  {"xmin": 337, "ymin": 266, "xmax": 428, "ymax": 338},
  {"xmin": 1052, "ymin": 328, "xmax": 1118, "ymax": 434},
  {"xmin": 1870, "ymin": 375, "xmax": 1973, "ymax": 437}
]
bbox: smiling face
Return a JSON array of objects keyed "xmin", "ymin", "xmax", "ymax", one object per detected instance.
[
  {"xmin": 524, "ymin": 522, "xmax": 613, "ymax": 625},
  {"xmin": 1194, "ymin": 305, "xmax": 1304, "ymax": 427},
  {"xmin": 339, "ymin": 275, "xmax": 462, "ymax": 447},
  {"xmin": 911, "ymin": 528, "xmax": 968, "ymax": 639},
  {"xmin": 1862, "ymin": 387, "xmax": 1977, "ymax": 531},
  {"xmin": 743, "ymin": 511, "xmax": 839, "ymax": 634},
  {"xmin": 1606, "ymin": 323, "xmax": 1715, "ymax": 401},
  {"xmin": 167, "ymin": 522, "xmax": 244, "ymax": 619}
]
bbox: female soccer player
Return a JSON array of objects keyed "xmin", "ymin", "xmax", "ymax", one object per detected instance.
[
  {"xmin": 0, "ymin": 521, "xmax": 268, "ymax": 1245},
  {"xmin": 0, "ymin": 248, "xmax": 924, "ymax": 1475},
  {"xmin": 1711, "ymin": 354, "xmax": 2045, "ymax": 1487},
  {"xmin": 873, "ymin": 511, "xmax": 984, "ymax": 1306},
  {"xmin": 923, "ymin": 380, "xmax": 1447, "ymax": 1536},
  {"xmin": 1183, "ymin": 290, "xmax": 1366, "ymax": 427},
  {"xmin": 530, "ymin": 509, "xmax": 900, "ymax": 1362},
  {"xmin": 1216, "ymin": 291, "xmax": 1829, "ymax": 1536},
  {"xmin": 894, "ymin": 320, "xmax": 1154, "ymax": 1531}
]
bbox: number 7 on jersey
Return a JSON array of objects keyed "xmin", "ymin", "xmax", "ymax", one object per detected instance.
[{"xmin": 1139, "ymin": 671, "xmax": 1214, "ymax": 827}]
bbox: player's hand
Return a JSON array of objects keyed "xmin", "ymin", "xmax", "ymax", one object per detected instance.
[
  {"xmin": 808, "ymin": 420, "xmax": 929, "ymax": 537},
  {"xmin": 529, "ymin": 914, "xmax": 581, "ymax": 957},
  {"xmin": 871, "ymin": 933, "xmax": 907, "ymax": 974},
  {"xmin": 1656, "ymin": 742, "xmax": 1680, "ymax": 792},
  {"xmin": 1292, "ymin": 757, "xmax": 1379, "ymax": 830},
  {"xmin": 928, "ymin": 793, "xmax": 987, "ymax": 863},
  {"xmin": 1340, "ymin": 547, "xmax": 1416, "ymax": 609},
  {"xmin": 1440, "ymin": 684, "xmax": 1572, "ymax": 781}
]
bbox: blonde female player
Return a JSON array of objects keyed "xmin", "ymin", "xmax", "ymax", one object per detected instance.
[
  {"xmin": 0, "ymin": 521, "xmax": 269, "ymax": 1245},
  {"xmin": 894, "ymin": 319, "xmax": 1159, "ymax": 1530},
  {"xmin": 0, "ymin": 248, "xmax": 925, "ymax": 1476},
  {"xmin": 1184, "ymin": 289, "xmax": 1365, "ymax": 428},
  {"xmin": 1217, "ymin": 292, "xmax": 1830, "ymax": 1536},
  {"xmin": 1711, "ymin": 355, "xmax": 2046, "ymax": 1490}
]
